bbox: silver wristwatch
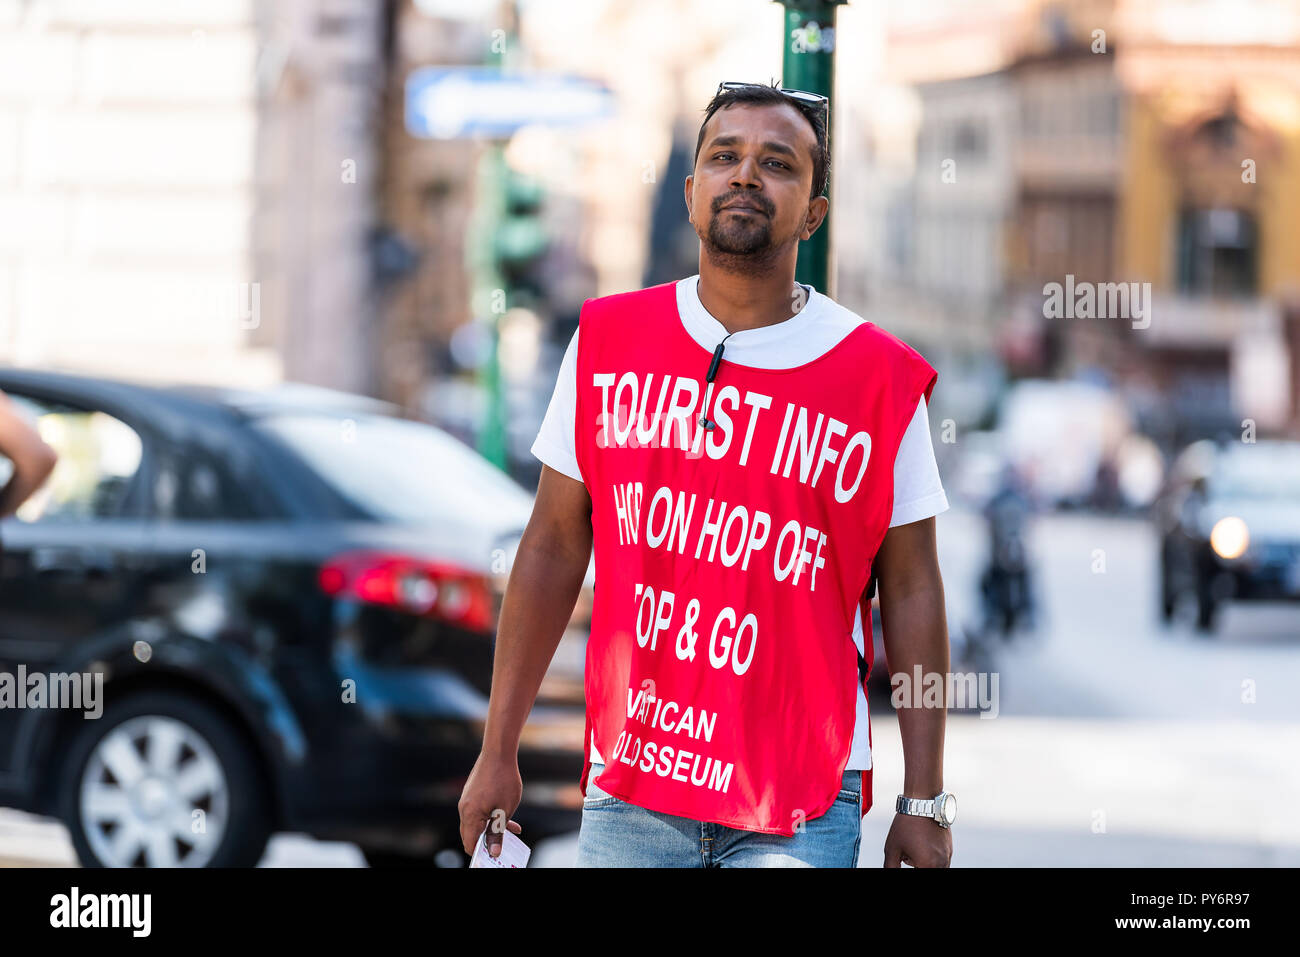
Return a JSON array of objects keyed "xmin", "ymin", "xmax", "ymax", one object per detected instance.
[{"xmin": 895, "ymin": 791, "xmax": 956, "ymax": 828}]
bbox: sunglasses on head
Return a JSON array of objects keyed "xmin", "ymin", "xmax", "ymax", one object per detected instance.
[{"xmin": 717, "ymin": 81, "xmax": 829, "ymax": 115}]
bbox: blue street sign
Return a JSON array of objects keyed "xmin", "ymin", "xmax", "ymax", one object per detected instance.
[{"xmin": 404, "ymin": 67, "xmax": 616, "ymax": 140}]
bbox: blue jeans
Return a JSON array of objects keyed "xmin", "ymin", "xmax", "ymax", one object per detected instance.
[{"xmin": 575, "ymin": 763, "xmax": 863, "ymax": 867}]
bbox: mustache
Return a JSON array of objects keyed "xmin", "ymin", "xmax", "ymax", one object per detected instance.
[{"xmin": 713, "ymin": 193, "xmax": 773, "ymax": 216}]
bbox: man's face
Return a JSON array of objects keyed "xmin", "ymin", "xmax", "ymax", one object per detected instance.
[{"xmin": 686, "ymin": 101, "xmax": 826, "ymax": 260}]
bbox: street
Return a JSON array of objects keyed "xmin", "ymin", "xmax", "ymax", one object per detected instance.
[{"xmin": 4, "ymin": 506, "xmax": 1297, "ymax": 867}]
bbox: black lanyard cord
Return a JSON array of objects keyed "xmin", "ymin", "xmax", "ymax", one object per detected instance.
[{"xmin": 698, "ymin": 331, "xmax": 734, "ymax": 430}]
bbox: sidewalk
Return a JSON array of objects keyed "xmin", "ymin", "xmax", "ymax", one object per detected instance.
[
  {"xmin": 0, "ymin": 808, "xmax": 75, "ymax": 867},
  {"xmin": 535, "ymin": 712, "xmax": 1300, "ymax": 867}
]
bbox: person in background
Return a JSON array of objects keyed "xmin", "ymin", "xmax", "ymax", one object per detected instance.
[
  {"xmin": 0, "ymin": 390, "xmax": 58, "ymax": 520},
  {"xmin": 979, "ymin": 462, "xmax": 1036, "ymax": 638}
]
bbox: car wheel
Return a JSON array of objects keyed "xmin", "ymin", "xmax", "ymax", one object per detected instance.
[{"xmin": 59, "ymin": 690, "xmax": 272, "ymax": 867}]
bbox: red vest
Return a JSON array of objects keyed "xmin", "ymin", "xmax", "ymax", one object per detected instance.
[{"xmin": 574, "ymin": 280, "xmax": 937, "ymax": 835}]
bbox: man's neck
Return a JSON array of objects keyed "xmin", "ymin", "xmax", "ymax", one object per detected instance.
[{"xmin": 696, "ymin": 259, "xmax": 806, "ymax": 336}]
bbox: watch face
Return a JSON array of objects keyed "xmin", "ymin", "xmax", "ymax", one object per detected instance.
[{"xmin": 941, "ymin": 794, "xmax": 956, "ymax": 824}]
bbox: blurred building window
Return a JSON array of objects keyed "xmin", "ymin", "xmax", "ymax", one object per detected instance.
[
  {"xmin": 1020, "ymin": 195, "xmax": 1114, "ymax": 283},
  {"xmin": 1103, "ymin": 90, "xmax": 1120, "ymax": 136},
  {"xmin": 1176, "ymin": 207, "xmax": 1258, "ymax": 297},
  {"xmin": 1021, "ymin": 97, "xmax": 1039, "ymax": 136},
  {"xmin": 885, "ymin": 196, "xmax": 912, "ymax": 271}
]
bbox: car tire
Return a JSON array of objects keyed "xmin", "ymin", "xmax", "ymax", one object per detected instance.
[{"xmin": 58, "ymin": 690, "xmax": 272, "ymax": 868}]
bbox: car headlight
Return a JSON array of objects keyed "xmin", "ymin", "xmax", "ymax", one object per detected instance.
[{"xmin": 1210, "ymin": 516, "xmax": 1250, "ymax": 560}]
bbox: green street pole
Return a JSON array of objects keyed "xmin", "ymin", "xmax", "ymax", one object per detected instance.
[
  {"xmin": 470, "ymin": 4, "xmax": 519, "ymax": 470},
  {"xmin": 471, "ymin": 147, "xmax": 508, "ymax": 470},
  {"xmin": 776, "ymin": 0, "xmax": 846, "ymax": 296}
]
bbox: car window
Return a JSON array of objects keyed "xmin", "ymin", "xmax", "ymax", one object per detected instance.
[
  {"xmin": 2, "ymin": 395, "xmax": 144, "ymax": 522},
  {"xmin": 152, "ymin": 448, "xmax": 260, "ymax": 521},
  {"xmin": 252, "ymin": 412, "xmax": 534, "ymax": 526}
]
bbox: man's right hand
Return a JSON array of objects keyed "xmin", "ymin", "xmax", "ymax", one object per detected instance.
[
  {"xmin": 456, "ymin": 465, "xmax": 593, "ymax": 861},
  {"xmin": 458, "ymin": 750, "xmax": 524, "ymax": 859}
]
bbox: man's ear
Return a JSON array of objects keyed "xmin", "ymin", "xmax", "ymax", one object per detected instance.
[
  {"xmin": 684, "ymin": 174, "xmax": 694, "ymax": 224},
  {"xmin": 800, "ymin": 195, "xmax": 830, "ymax": 240}
]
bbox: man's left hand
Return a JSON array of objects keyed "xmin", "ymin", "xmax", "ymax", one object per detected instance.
[{"xmin": 883, "ymin": 813, "xmax": 952, "ymax": 867}]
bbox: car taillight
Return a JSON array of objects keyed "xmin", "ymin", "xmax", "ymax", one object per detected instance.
[{"xmin": 318, "ymin": 551, "xmax": 495, "ymax": 632}]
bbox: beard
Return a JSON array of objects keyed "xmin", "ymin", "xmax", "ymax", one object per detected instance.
[
  {"xmin": 699, "ymin": 199, "xmax": 802, "ymax": 275},
  {"xmin": 706, "ymin": 207, "xmax": 773, "ymax": 255}
]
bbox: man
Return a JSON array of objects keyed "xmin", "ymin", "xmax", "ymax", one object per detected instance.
[{"xmin": 459, "ymin": 81, "xmax": 954, "ymax": 867}]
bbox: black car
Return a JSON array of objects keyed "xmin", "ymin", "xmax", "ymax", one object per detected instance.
[
  {"xmin": 0, "ymin": 368, "xmax": 587, "ymax": 867},
  {"xmin": 1155, "ymin": 438, "xmax": 1300, "ymax": 632}
]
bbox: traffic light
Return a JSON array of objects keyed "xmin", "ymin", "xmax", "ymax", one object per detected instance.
[{"xmin": 495, "ymin": 169, "xmax": 548, "ymax": 298}]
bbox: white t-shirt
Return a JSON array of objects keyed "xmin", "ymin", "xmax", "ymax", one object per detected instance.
[{"xmin": 530, "ymin": 274, "xmax": 949, "ymax": 771}]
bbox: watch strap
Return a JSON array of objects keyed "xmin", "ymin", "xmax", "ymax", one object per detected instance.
[{"xmin": 895, "ymin": 795, "xmax": 937, "ymax": 819}]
